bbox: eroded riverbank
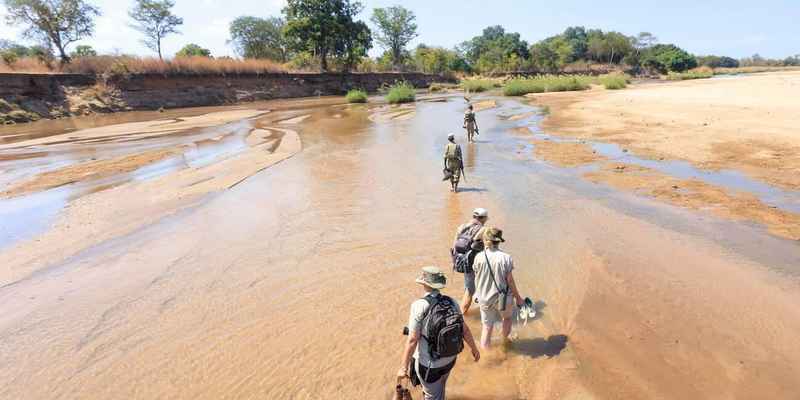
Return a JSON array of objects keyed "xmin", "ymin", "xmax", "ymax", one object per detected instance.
[{"xmin": 1, "ymin": 94, "xmax": 799, "ymax": 399}]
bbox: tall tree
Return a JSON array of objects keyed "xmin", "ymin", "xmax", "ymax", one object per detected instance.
[
  {"xmin": 129, "ymin": 0, "xmax": 183, "ymax": 60},
  {"xmin": 3, "ymin": 0, "xmax": 100, "ymax": 64},
  {"xmin": 461, "ymin": 25, "xmax": 529, "ymax": 73},
  {"xmin": 228, "ymin": 16, "xmax": 290, "ymax": 61},
  {"xmin": 70, "ymin": 44, "xmax": 96, "ymax": 57},
  {"xmin": 175, "ymin": 43, "xmax": 211, "ymax": 57},
  {"xmin": 283, "ymin": 0, "xmax": 372, "ymax": 72},
  {"xmin": 370, "ymin": 5, "xmax": 417, "ymax": 69}
]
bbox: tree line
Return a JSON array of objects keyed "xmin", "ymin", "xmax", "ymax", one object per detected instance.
[{"xmin": 2, "ymin": 0, "xmax": 798, "ymax": 74}]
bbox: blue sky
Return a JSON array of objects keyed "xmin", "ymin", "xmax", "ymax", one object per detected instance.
[{"xmin": 1, "ymin": 0, "xmax": 798, "ymax": 59}]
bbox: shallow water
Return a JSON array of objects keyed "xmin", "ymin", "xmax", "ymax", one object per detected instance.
[{"xmin": 1, "ymin": 96, "xmax": 799, "ymax": 399}]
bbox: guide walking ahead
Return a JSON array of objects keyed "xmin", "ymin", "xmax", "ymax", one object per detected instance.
[
  {"xmin": 463, "ymin": 104, "xmax": 479, "ymax": 143},
  {"xmin": 443, "ymin": 133, "xmax": 463, "ymax": 193},
  {"xmin": 398, "ymin": 266, "xmax": 480, "ymax": 400}
]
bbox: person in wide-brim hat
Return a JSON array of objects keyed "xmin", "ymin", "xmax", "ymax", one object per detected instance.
[
  {"xmin": 399, "ymin": 266, "xmax": 480, "ymax": 400},
  {"xmin": 415, "ymin": 266, "xmax": 448, "ymax": 289}
]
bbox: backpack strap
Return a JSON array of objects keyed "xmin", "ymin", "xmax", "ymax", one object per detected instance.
[{"xmin": 484, "ymin": 251, "xmax": 507, "ymax": 296}]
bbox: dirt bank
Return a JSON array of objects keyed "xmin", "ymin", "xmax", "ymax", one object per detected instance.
[
  {"xmin": 530, "ymin": 71, "xmax": 800, "ymax": 191},
  {"xmin": 0, "ymin": 72, "xmax": 452, "ymax": 124}
]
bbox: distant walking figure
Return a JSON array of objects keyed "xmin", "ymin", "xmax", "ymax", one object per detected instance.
[
  {"xmin": 463, "ymin": 104, "xmax": 479, "ymax": 143},
  {"xmin": 472, "ymin": 227, "xmax": 525, "ymax": 349},
  {"xmin": 443, "ymin": 133, "xmax": 463, "ymax": 193}
]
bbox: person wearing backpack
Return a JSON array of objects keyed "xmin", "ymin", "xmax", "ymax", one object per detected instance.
[
  {"xmin": 472, "ymin": 228, "xmax": 525, "ymax": 349},
  {"xmin": 443, "ymin": 133, "xmax": 463, "ymax": 193},
  {"xmin": 451, "ymin": 208, "xmax": 489, "ymax": 314},
  {"xmin": 398, "ymin": 266, "xmax": 480, "ymax": 400}
]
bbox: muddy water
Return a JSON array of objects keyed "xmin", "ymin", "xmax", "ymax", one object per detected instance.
[{"xmin": 1, "ymin": 97, "xmax": 800, "ymax": 399}]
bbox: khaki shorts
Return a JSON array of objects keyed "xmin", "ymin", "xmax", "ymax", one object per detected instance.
[{"xmin": 479, "ymin": 299, "xmax": 514, "ymax": 326}]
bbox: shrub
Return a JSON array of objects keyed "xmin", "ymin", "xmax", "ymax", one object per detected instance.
[
  {"xmin": 346, "ymin": 89, "xmax": 368, "ymax": 103},
  {"xmin": 503, "ymin": 75, "xmax": 591, "ymax": 96},
  {"xmin": 386, "ymin": 82, "xmax": 416, "ymax": 104},
  {"xmin": 504, "ymin": 79, "xmax": 545, "ymax": 96},
  {"xmin": 461, "ymin": 79, "xmax": 495, "ymax": 93},
  {"xmin": 666, "ymin": 67, "xmax": 713, "ymax": 80},
  {"xmin": 598, "ymin": 73, "xmax": 629, "ymax": 89}
]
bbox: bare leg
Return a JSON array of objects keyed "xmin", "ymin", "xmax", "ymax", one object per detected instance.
[
  {"xmin": 481, "ymin": 322, "xmax": 493, "ymax": 349},
  {"xmin": 501, "ymin": 316, "xmax": 513, "ymax": 340},
  {"xmin": 460, "ymin": 289, "xmax": 472, "ymax": 314}
]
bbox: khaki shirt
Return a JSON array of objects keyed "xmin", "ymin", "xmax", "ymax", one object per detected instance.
[
  {"xmin": 444, "ymin": 142, "xmax": 462, "ymax": 160},
  {"xmin": 473, "ymin": 248, "xmax": 514, "ymax": 308}
]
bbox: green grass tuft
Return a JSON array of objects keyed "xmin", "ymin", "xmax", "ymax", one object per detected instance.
[
  {"xmin": 598, "ymin": 73, "xmax": 629, "ymax": 90},
  {"xmin": 386, "ymin": 82, "xmax": 416, "ymax": 104},
  {"xmin": 461, "ymin": 79, "xmax": 496, "ymax": 93},
  {"xmin": 503, "ymin": 75, "xmax": 592, "ymax": 96},
  {"xmin": 345, "ymin": 89, "xmax": 368, "ymax": 103},
  {"xmin": 666, "ymin": 69, "xmax": 714, "ymax": 81}
]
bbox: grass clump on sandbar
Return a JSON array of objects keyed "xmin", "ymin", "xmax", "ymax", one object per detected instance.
[
  {"xmin": 386, "ymin": 82, "xmax": 416, "ymax": 104},
  {"xmin": 666, "ymin": 67, "xmax": 714, "ymax": 81},
  {"xmin": 461, "ymin": 79, "xmax": 497, "ymax": 93},
  {"xmin": 503, "ymin": 75, "xmax": 592, "ymax": 96},
  {"xmin": 598, "ymin": 73, "xmax": 630, "ymax": 89},
  {"xmin": 346, "ymin": 89, "xmax": 368, "ymax": 103}
]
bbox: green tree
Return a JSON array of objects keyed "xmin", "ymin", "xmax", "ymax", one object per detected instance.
[
  {"xmin": 228, "ymin": 16, "xmax": 290, "ymax": 61},
  {"xmin": 530, "ymin": 41, "xmax": 559, "ymax": 72},
  {"xmin": 642, "ymin": 44, "xmax": 697, "ymax": 73},
  {"xmin": 70, "ymin": 44, "xmax": 97, "ymax": 58},
  {"xmin": 3, "ymin": 0, "xmax": 100, "ymax": 64},
  {"xmin": 176, "ymin": 43, "xmax": 211, "ymax": 57},
  {"xmin": 562, "ymin": 26, "xmax": 588, "ymax": 62},
  {"xmin": 283, "ymin": 0, "xmax": 372, "ymax": 72},
  {"xmin": 461, "ymin": 25, "xmax": 529, "ymax": 73},
  {"xmin": 633, "ymin": 32, "xmax": 657, "ymax": 52},
  {"xmin": 412, "ymin": 44, "xmax": 468, "ymax": 75},
  {"xmin": 129, "ymin": 0, "xmax": 183, "ymax": 60},
  {"xmin": 370, "ymin": 5, "xmax": 417, "ymax": 69}
]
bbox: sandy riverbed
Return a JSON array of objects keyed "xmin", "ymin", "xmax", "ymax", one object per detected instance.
[
  {"xmin": 1, "ymin": 95, "xmax": 799, "ymax": 400},
  {"xmin": 529, "ymin": 71, "xmax": 800, "ymax": 240}
]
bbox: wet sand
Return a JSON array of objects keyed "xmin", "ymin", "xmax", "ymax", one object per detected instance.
[
  {"xmin": 528, "ymin": 72, "xmax": 800, "ymax": 241},
  {"xmin": 531, "ymin": 71, "xmax": 800, "ymax": 191},
  {"xmin": 1, "ymin": 96, "xmax": 800, "ymax": 399}
]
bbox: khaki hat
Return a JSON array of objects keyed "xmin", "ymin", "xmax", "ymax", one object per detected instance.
[
  {"xmin": 483, "ymin": 227, "xmax": 505, "ymax": 243},
  {"xmin": 415, "ymin": 266, "xmax": 447, "ymax": 289},
  {"xmin": 472, "ymin": 208, "xmax": 488, "ymax": 218}
]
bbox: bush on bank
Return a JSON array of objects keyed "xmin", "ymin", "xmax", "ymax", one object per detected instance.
[
  {"xmin": 461, "ymin": 79, "xmax": 497, "ymax": 93},
  {"xmin": 666, "ymin": 67, "xmax": 713, "ymax": 81},
  {"xmin": 503, "ymin": 75, "xmax": 592, "ymax": 96},
  {"xmin": 346, "ymin": 89, "xmax": 368, "ymax": 103},
  {"xmin": 386, "ymin": 82, "xmax": 416, "ymax": 104}
]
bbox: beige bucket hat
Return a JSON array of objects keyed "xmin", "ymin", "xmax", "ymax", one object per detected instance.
[
  {"xmin": 483, "ymin": 227, "xmax": 506, "ymax": 243},
  {"xmin": 415, "ymin": 266, "xmax": 447, "ymax": 289}
]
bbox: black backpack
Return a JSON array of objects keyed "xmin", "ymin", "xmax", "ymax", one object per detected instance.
[
  {"xmin": 452, "ymin": 223, "xmax": 482, "ymax": 273},
  {"xmin": 420, "ymin": 294, "xmax": 464, "ymax": 360}
]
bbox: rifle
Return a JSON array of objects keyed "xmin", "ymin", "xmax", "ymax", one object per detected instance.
[{"xmin": 460, "ymin": 159, "xmax": 467, "ymax": 182}]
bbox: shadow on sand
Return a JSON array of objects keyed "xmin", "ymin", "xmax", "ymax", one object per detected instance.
[
  {"xmin": 510, "ymin": 334, "xmax": 569, "ymax": 359},
  {"xmin": 456, "ymin": 187, "xmax": 488, "ymax": 193}
]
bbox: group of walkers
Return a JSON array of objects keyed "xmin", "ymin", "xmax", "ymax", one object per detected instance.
[
  {"xmin": 397, "ymin": 209, "xmax": 526, "ymax": 400},
  {"xmin": 396, "ymin": 104, "xmax": 530, "ymax": 400}
]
